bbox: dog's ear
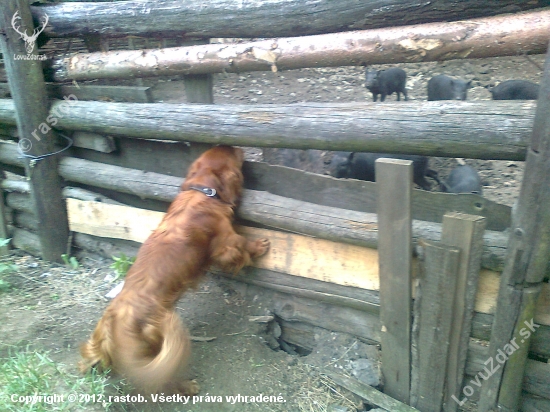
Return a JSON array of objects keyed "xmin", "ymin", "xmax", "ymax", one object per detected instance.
[{"xmin": 215, "ymin": 168, "xmax": 243, "ymax": 207}]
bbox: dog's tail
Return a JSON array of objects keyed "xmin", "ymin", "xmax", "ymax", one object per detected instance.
[
  {"xmin": 119, "ymin": 312, "xmax": 191, "ymax": 393},
  {"xmin": 79, "ymin": 318, "xmax": 113, "ymax": 373}
]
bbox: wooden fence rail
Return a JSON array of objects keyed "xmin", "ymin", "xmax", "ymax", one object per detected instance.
[
  {"xmin": 33, "ymin": 0, "xmax": 544, "ymax": 40},
  {"xmin": 0, "ymin": 100, "xmax": 536, "ymax": 160},
  {"xmin": 50, "ymin": 9, "xmax": 550, "ymax": 82}
]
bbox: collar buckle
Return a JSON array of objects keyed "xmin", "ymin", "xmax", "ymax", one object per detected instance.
[{"xmin": 188, "ymin": 185, "xmax": 219, "ymax": 199}]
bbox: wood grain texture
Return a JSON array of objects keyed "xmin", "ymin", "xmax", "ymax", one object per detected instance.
[
  {"xmin": 32, "ymin": 0, "xmax": 545, "ymax": 39},
  {"xmin": 413, "ymin": 241, "xmax": 460, "ymax": 412},
  {"xmin": 0, "ymin": 99, "xmax": 535, "ymax": 160},
  {"xmin": 377, "ymin": 159, "xmax": 412, "ymax": 403},
  {"xmin": 440, "ymin": 213, "xmax": 487, "ymax": 412},
  {"xmin": 48, "ymin": 9, "xmax": 550, "ymax": 81}
]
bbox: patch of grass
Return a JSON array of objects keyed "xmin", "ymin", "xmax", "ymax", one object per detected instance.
[
  {"xmin": 0, "ymin": 348, "xmax": 114, "ymax": 411},
  {"xmin": 61, "ymin": 254, "xmax": 80, "ymax": 270},
  {"xmin": 0, "ymin": 239, "xmax": 18, "ymax": 291},
  {"xmin": 110, "ymin": 254, "xmax": 135, "ymax": 281}
]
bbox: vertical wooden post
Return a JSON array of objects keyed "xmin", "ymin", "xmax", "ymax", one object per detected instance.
[
  {"xmin": 0, "ymin": 172, "xmax": 9, "ymax": 255},
  {"xmin": 181, "ymin": 39, "xmax": 214, "ymax": 104},
  {"xmin": 376, "ymin": 158, "xmax": 413, "ymax": 404},
  {"xmin": 0, "ymin": 0, "xmax": 69, "ymax": 262},
  {"xmin": 412, "ymin": 240, "xmax": 460, "ymax": 412},
  {"xmin": 440, "ymin": 212, "xmax": 486, "ymax": 412},
  {"xmin": 479, "ymin": 41, "xmax": 550, "ymax": 412}
]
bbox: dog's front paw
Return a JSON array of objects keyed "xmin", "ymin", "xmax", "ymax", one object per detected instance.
[{"xmin": 253, "ymin": 238, "xmax": 270, "ymax": 257}]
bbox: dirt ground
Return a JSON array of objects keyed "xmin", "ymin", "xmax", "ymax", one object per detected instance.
[{"xmin": 2, "ymin": 53, "xmax": 545, "ymax": 411}]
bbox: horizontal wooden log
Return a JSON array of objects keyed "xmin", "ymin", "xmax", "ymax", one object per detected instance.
[
  {"xmin": 216, "ymin": 266, "xmax": 380, "ymax": 314},
  {"xmin": 327, "ymin": 372, "xmax": 420, "ymax": 412},
  {"xmin": 65, "ymin": 136, "xmax": 512, "ymax": 231},
  {"xmin": 51, "ymin": 9, "xmax": 550, "ymax": 81},
  {"xmin": 32, "ymin": 0, "xmax": 544, "ymax": 40},
  {"xmin": 11, "ymin": 227, "xmax": 41, "ymax": 256},
  {"xmin": 241, "ymin": 281, "xmax": 382, "ymax": 343},
  {"xmin": 73, "ymin": 232, "xmax": 140, "ymax": 259},
  {"xmin": 0, "ymin": 100, "xmax": 535, "ymax": 160}
]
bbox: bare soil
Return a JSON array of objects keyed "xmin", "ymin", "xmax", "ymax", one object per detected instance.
[{"xmin": 2, "ymin": 54, "xmax": 544, "ymax": 411}]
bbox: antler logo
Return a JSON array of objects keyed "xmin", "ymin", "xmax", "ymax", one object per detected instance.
[{"xmin": 11, "ymin": 10, "xmax": 49, "ymax": 54}]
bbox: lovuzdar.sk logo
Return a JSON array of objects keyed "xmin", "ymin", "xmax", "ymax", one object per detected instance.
[{"xmin": 11, "ymin": 10, "xmax": 49, "ymax": 60}]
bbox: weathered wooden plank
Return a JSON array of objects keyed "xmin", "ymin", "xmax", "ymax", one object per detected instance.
[
  {"xmin": 48, "ymin": 85, "xmax": 153, "ymax": 103},
  {"xmin": 241, "ymin": 281, "xmax": 382, "ymax": 342},
  {"xmin": 326, "ymin": 372, "xmax": 420, "ymax": 412},
  {"xmin": 66, "ymin": 198, "xmax": 163, "ymax": 244},
  {"xmin": 71, "ymin": 132, "xmax": 116, "ymax": 153},
  {"xmin": 217, "ymin": 266, "xmax": 380, "ymax": 313},
  {"xmin": 499, "ymin": 286, "xmax": 543, "ymax": 410},
  {"xmin": 0, "ymin": 172, "xmax": 9, "ymax": 255},
  {"xmin": 0, "ymin": 99, "xmax": 536, "ymax": 160},
  {"xmin": 70, "ymin": 137, "xmax": 210, "ymax": 177},
  {"xmin": 377, "ymin": 158, "xmax": 412, "ymax": 403},
  {"xmin": 33, "ymin": 0, "xmax": 545, "ymax": 40},
  {"xmin": 440, "ymin": 213, "xmax": 487, "ymax": 412},
  {"xmin": 0, "ymin": 1, "xmax": 69, "ymax": 262},
  {"xmin": 413, "ymin": 241, "xmax": 460, "ymax": 411},
  {"xmin": 243, "ymin": 161, "xmax": 512, "ymax": 232}
]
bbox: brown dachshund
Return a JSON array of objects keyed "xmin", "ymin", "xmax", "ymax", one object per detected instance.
[{"xmin": 79, "ymin": 146, "xmax": 270, "ymax": 394}]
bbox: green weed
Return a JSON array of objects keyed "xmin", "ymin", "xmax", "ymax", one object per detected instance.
[
  {"xmin": 110, "ymin": 254, "xmax": 135, "ymax": 281},
  {"xmin": 61, "ymin": 254, "xmax": 79, "ymax": 270}
]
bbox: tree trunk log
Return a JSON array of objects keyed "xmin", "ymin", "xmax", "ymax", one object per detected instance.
[
  {"xmin": 0, "ymin": 100, "xmax": 535, "ymax": 160},
  {"xmin": 32, "ymin": 0, "xmax": 545, "ymax": 40},
  {"xmin": 49, "ymin": 9, "xmax": 550, "ymax": 82}
]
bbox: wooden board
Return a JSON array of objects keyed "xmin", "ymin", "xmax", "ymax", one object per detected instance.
[
  {"xmin": 238, "ymin": 226, "xmax": 379, "ymax": 290},
  {"xmin": 66, "ymin": 198, "xmax": 380, "ymax": 290},
  {"xmin": 412, "ymin": 241, "xmax": 460, "ymax": 412},
  {"xmin": 67, "ymin": 198, "xmax": 163, "ymax": 244},
  {"xmin": 47, "ymin": 84, "xmax": 154, "ymax": 103},
  {"xmin": 440, "ymin": 213, "xmax": 487, "ymax": 412},
  {"xmin": 376, "ymin": 158, "xmax": 413, "ymax": 403},
  {"xmin": 244, "ymin": 161, "xmax": 512, "ymax": 232},
  {"xmin": 70, "ymin": 136, "xmax": 210, "ymax": 178}
]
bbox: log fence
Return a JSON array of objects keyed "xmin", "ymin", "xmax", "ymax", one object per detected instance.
[{"xmin": 1, "ymin": 0, "xmax": 549, "ymax": 410}]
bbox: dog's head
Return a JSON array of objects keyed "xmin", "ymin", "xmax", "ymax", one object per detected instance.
[{"xmin": 181, "ymin": 146, "xmax": 245, "ymax": 207}]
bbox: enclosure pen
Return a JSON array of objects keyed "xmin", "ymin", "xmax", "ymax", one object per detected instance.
[{"xmin": 0, "ymin": 0, "xmax": 549, "ymax": 411}]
